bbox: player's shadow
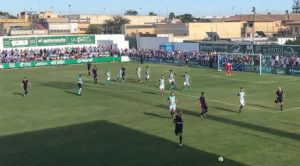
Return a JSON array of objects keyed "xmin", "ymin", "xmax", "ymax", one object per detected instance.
[
  {"xmin": 124, "ymin": 78, "xmax": 138, "ymax": 84},
  {"xmin": 41, "ymin": 81, "xmax": 75, "ymax": 90},
  {"xmin": 142, "ymin": 91, "xmax": 157, "ymax": 95},
  {"xmin": 155, "ymin": 104, "xmax": 202, "ymax": 116},
  {"xmin": 176, "ymin": 108, "xmax": 300, "ymax": 142},
  {"xmin": 64, "ymin": 91, "xmax": 78, "ymax": 96},
  {"xmin": 143, "ymin": 112, "xmax": 169, "ymax": 119},
  {"xmin": 247, "ymin": 104, "xmax": 273, "ymax": 109},
  {"xmin": 0, "ymin": 120, "xmax": 246, "ymax": 166},
  {"xmin": 210, "ymin": 106, "xmax": 239, "ymax": 114},
  {"xmin": 13, "ymin": 92, "xmax": 24, "ymax": 97}
]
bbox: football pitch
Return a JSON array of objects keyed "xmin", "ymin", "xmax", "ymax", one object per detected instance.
[{"xmin": 0, "ymin": 61, "xmax": 299, "ymax": 166}]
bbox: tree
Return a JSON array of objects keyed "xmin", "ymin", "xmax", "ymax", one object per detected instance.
[
  {"xmin": 124, "ymin": 10, "xmax": 138, "ymax": 15},
  {"xmin": 195, "ymin": 18, "xmax": 211, "ymax": 22},
  {"xmin": 104, "ymin": 16, "xmax": 130, "ymax": 34},
  {"xmin": 86, "ymin": 24, "xmax": 102, "ymax": 34},
  {"xmin": 285, "ymin": 38, "xmax": 300, "ymax": 45},
  {"xmin": 178, "ymin": 14, "xmax": 194, "ymax": 23},
  {"xmin": 169, "ymin": 12, "xmax": 175, "ymax": 20},
  {"xmin": 292, "ymin": 0, "xmax": 300, "ymax": 14},
  {"xmin": 0, "ymin": 11, "xmax": 17, "ymax": 19},
  {"xmin": 149, "ymin": 12, "xmax": 157, "ymax": 16}
]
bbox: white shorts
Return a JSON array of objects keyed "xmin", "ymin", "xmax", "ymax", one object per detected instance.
[
  {"xmin": 160, "ymin": 85, "xmax": 165, "ymax": 90},
  {"xmin": 137, "ymin": 74, "xmax": 141, "ymax": 79},
  {"xmin": 169, "ymin": 105, "xmax": 176, "ymax": 111},
  {"xmin": 169, "ymin": 79, "xmax": 175, "ymax": 84},
  {"xmin": 240, "ymin": 100, "xmax": 245, "ymax": 105},
  {"xmin": 146, "ymin": 75, "xmax": 150, "ymax": 80},
  {"xmin": 184, "ymin": 82, "xmax": 190, "ymax": 86},
  {"xmin": 107, "ymin": 77, "xmax": 111, "ymax": 81}
]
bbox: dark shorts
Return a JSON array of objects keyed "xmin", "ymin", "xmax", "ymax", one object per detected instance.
[
  {"xmin": 201, "ymin": 104, "xmax": 208, "ymax": 111},
  {"xmin": 122, "ymin": 72, "xmax": 126, "ymax": 77},
  {"xmin": 78, "ymin": 83, "xmax": 82, "ymax": 88},
  {"xmin": 277, "ymin": 97, "xmax": 283, "ymax": 102},
  {"xmin": 175, "ymin": 125, "xmax": 183, "ymax": 135},
  {"xmin": 93, "ymin": 75, "xmax": 97, "ymax": 78},
  {"xmin": 24, "ymin": 86, "xmax": 28, "ymax": 91}
]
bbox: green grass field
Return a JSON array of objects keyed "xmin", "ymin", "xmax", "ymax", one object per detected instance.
[{"xmin": 0, "ymin": 61, "xmax": 299, "ymax": 166}]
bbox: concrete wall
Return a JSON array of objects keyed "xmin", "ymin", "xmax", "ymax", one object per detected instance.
[
  {"xmin": 155, "ymin": 23, "xmax": 189, "ymax": 36},
  {"xmin": 172, "ymin": 42, "xmax": 199, "ymax": 51},
  {"xmin": 189, "ymin": 22, "xmax": 243, "ymax": 40},
  {"xmin": 67, "ymin": 15, "xmax": 164, "ymax": 25},
  {"xmin": 95, "ymin": 34, "xmax": 129, "ymax": 50},
  {"xmin": 136, "ymin": 37, "xmax": 168, "ymax": 50},
  {"xmin": 158, "ymin": 34, "xmax": 189, "ymax": 42},
  {"xmin": 48, "ymin": 23, "xmax": 78, "ymax": 33},
  {"xmin": 123, "ymin": 24, "xmax": 155, "ymax": 36},
  {"xmin": 10, "ymin": 29, "xmax": 48, "ymax": 36},
  {"xmin": 0, "ymin": 22, "xmax": 31, "ymax": 34},
  {"xmin": 135, "ymin": 36, "xmax": 197, "ymax": 51},
  {"xmin": 277, "ymin": 37, "xmax": 296, "ymax": 45}
]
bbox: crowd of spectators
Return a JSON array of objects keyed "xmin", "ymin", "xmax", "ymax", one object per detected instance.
[
  {"xmin": 1, "ymin": 46, "xmax": 300, "ymax": 69},
  {"xmin": 269, "ymin": 55, "xmax": 300, "ymax": 68},
  {"xmin": 0, "ymin": 46, "xmax": 124, "ymax": 64}
]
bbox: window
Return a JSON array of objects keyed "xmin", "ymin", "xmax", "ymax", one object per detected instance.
[{"xmin": 295, "ymin": 27, "xmax": 299, "ymax": 33}]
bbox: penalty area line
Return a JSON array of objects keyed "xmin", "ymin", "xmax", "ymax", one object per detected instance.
[
  {"xmin": 114, "ymin": 81, "xmax": 280, "ymax": 114},
  {"xmin": 69, "ymin": 76, "xmax": 299, "ymax": 114}
]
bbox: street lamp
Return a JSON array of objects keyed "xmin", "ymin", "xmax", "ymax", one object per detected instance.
[{"xmin": 251, "ymin": 7, "xmax": 256, "ymax": 43}]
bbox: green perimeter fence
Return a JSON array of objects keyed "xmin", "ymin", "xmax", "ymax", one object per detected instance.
[{"xmin": 130, "ymin": 56, "xmax": 300, "ymax": 76}]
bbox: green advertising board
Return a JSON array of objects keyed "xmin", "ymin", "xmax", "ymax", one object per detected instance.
[
  {"xmin": 3, "ymin": 37, "xmax": 37, "ymax": 48},
  {"xmin": 67, "ymin": 35, "xmax": 96, "ymax": 45},
  {"xmin": 3, "ymin": 35, "xmax": 95, "ymax": 48},
  {"xmin": 36, "ymin": 36, "xmax": 67, "ymax": 46},
  {"xmin": 0, "ymin": 57, "xmax": 120, "ymax": 69},
  {"xmin": 199, "ymin": 43, "xmax": 300, "ymax": 56}
]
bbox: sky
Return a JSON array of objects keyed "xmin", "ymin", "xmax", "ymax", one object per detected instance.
[{"xmin": 0, "ymin": 0, "xmax": 295, "ymax": 17}]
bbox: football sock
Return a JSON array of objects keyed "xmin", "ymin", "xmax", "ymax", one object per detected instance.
[
  {"xmin": 179, "ymin": 136, "xmax": 182, "ymax": 144},
  {"xmin": 188, "ymin": 86, "xmax": 191, "ymax": 91},
  {"xmin": 106, "ymin": 80, "xmax": 109, "ymax": 86},
  {"xmin": 281, "ymin": 105, "xmax": 283, "ymax": 110},
  {"xmin": 78, "ymin": 89, "xmax": 81, "ymax": 95},
  {"xmin": 182, "ymin": 86, "xmax": 185, "ymax": 91},
  {"xmin": 239, "ymin": 106, "xmax": 243, "ymax": 111}
]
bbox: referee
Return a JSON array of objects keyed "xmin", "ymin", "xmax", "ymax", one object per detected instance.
[{"xmin": 174, "ymin": 111, "xmax": 184, "ymax": 147}]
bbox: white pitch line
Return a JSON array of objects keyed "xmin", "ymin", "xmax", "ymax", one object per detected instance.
[
  {"xmin": 177, "ymin": 92, "xmax": 279, "ymax": 113},
  {"xmin": 66, "ymin": 76, "xmax": 299, "ymax": 114},
  {"xmin": 284, "ymin": 107, "xmax": 300, "ymax": 112},
  {"xmin": 86, "ymin": 87, "xmax": 137, "ymax": 93},
  {"xmin": 109, "ymin": 81, "xmax": 280, "ymax": 114}
]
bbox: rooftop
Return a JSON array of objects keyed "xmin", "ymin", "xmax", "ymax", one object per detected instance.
[{"xmin": 225, "ymin": 14, "xmax": 300, "ymax": 22}]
